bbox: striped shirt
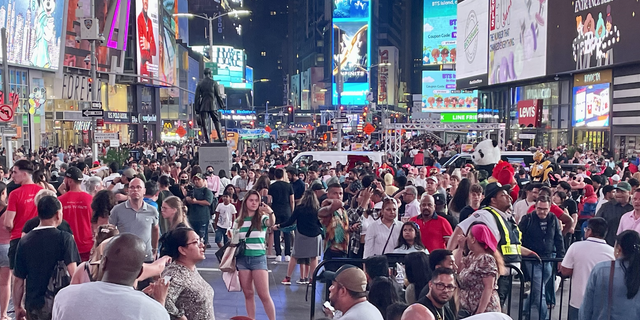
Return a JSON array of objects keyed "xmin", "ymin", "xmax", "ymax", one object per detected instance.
[{"xmin": 237, "ymin": 215, "xmax": 269, "ymax": 256}]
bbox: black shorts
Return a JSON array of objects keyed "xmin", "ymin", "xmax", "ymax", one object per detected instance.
[{"xmin": 8, "ymin": 238, "xmax": 20, "ymax": 270}]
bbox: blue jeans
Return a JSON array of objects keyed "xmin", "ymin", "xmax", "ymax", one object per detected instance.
[
  {"xmin": 568, "ymin": 306, "xmax": 579, "ymax": 320},
  {"xmin": 189, "ymin": 219, "xmax": 209, "ymax": 245},
  {"xmin": 523, "ymin": 261, "xmax": 552, "ymax": 320}
]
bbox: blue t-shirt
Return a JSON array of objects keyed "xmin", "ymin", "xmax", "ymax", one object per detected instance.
[{"xmin": 143, "ymin": 197, "xmax": 158, "ymax": 209}]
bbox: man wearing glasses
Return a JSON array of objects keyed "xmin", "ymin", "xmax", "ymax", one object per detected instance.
[
  {"xmin": 109, "ymin": 178, "xmax": 160, "ymax": 267},
  {"xmin": 417, "ymin": 267, "xmax": 457, "ymax": 320}
]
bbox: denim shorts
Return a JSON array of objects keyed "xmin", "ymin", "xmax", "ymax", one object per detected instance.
[
  {"xmin": 214, "ymin": 228, "xmax": 229, "ymax": 244},
  {"xmin": 236, "ymin": 254, "xmax": 268, "ymax": 271}
]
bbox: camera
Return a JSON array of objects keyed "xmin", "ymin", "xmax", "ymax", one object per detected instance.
[{"xmin": 186, "ymin": 185, "xmax": 195, "ymax": 198}]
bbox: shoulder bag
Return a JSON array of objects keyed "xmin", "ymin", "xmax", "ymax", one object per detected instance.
[
  {"xmin": 381, "ymin": 223, "xmax": 396, "ymax": 254},
  {"xmin": 218, "ymin": 223, "xmax": 253, "ymax": 272}
]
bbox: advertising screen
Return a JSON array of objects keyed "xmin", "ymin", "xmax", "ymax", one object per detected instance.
[
  {"xmin": 423, "ymin": 0, "xmax": 457, "ymax": 65},
  {"xmin": 0, "ymin": 0, "xmax": 65, "ymax": 70},
  {"xmin": 209, "ymin": 45, "xmax": 246, "ymax": 89},
  {"xmin": 573, "ymin": 83, "xmax": 610, "ymax": 128},
  {"xmin": 456, "ymin": 0, "xmax": 489, "ymax": 89},
  {"xmin": 332, "ymin": 0, "xmax": 370, "ymax": 106},
  {"xmin": 422, "ymin": 70, "xmax": 477, "ymax": 122},
  {"xmin": 136, "ymin": 0, "xmax": 160, "ymax": 84},
  {"xmin": 159, "ymin": 0, "xmax": 177, "ymax": 89},
  {"xmin": 487, "ymin": 0, "xmax": 547, "ymax": 84},
  {"xmin": 547, "ymin": 1, "xmax": 639, "ymax": 75},
  {"xmin": 64, "ymin": 0, "xmax": 130, "ymax": 72}
]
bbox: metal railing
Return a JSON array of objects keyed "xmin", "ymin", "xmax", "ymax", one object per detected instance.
[{"xmin": 307, "ymin": 255, "xmax": 577, "ymax": 320}]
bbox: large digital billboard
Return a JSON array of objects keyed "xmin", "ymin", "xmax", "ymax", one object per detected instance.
[
  {"xmin": 456, "ymin": 0, "xmax": 489, "ymax": 89},
  {"xmin": 573, "ymin": 83, "xmax": 610, "ymax": 128},
  {"xmin": 422, "ymin": 70, "xmax": 477, "ymax": 122},
  {"xmin": 547, "ymin": 1, "xmax": 638, "ymax": 75},
  {"xmin": 488, "ymin": 0, "xmax": 547, "ymax": 85},
  {"xmin": 332, "ymin": 0, "xmax": 370, "ymax": 106},
  {"xmin": 159, "ymin": 0, "xmax": 177, "ymax": 89},
  {"xmin": 0, "ymin": 0, "xmax": 65, "ymax": 70},
  {"xmin": 136, "ymin": 0, "xmax": 160, "ymax": 84},
  {"xmin": 64, "ymin": 0, "xmax": 130, "ymax": 72},
  {"xmin": 209, "ymin": 45, "xmax": 246, "ymax": 89},
  {"xmin": 423, "ymin": 0, "xmax": 457, "ymax": 65}
]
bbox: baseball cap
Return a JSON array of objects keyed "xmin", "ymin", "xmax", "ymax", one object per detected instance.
[
  {"xmin": 612, "ymin": 174, "xmax": 621, "ymax": 182},
  {"xmin": 615, "ymin": 181, "xmax": 632, "ymax": 192},
  {"xmin": 65, "ymin": 167, "xmax": 84, "ymax": 181},
  {"xmin": 93, "ymin": 160, "xmax": 100, "ymax": 166},
  {"xmin": 433, "ymin": 193, "xmax": 447, "ymax": 205},
  {"xmin": 122, "ymin": 168, "xmax": 136, "ymax": 179},
  {"xmin": 323, "ymin": 265, "xmax": 368, "ymax": 293},
  {"xmin": 427, "ymin": 176, "xmax": 438, "ymax": 184},
  {"xmin": 193, "ymin": 173, "xmax": 205, "ymax": 180},
  {"xmin": 311, "ymin": 182, "xmax": 325, "ymax": 191}
]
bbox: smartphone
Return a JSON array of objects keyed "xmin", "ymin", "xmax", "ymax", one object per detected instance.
[
  {"xmin": 163, "ymin": 275, "xmax": 172, "ymax": 284},
  {"xmin": 261, "ymin": 196, "xmax": 269, "ymax": 204},
  {"xmin": 323, "ymin": 301, "xmax": 335, "ymax": 313}
]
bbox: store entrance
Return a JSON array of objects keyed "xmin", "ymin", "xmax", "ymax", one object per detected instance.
[
  {"xmin": 574, "ymin": 129, "xmax": 609, "ymax": 152},
  {"xmin": 53, "ymin": 121, "xmax": 87, "ymax": 149}
]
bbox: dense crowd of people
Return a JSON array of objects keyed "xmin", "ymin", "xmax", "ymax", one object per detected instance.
[{"xmin": 0, "ymin": 139, "xmax": 638, "ymax": 320}]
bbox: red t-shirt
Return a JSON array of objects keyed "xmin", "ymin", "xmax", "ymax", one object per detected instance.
[
  {"xmin": 7, "ymin": 184, "xmax": 43, "ymax": 240},
  {"xmin": 410, "ymin": 214, "xmax": 453, "ymax": 252},
  {"xmin": 527, "ymin": 204, "xmax": 565, "ymax": 219},
  {"xmin": 58, "ymin": 191, "xmax": 94, "ymax": 253}
]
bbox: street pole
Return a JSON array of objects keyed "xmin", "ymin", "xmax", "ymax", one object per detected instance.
[
  {"xmin": 208, "ymin": 16, "xmax": 214, "ymax": 61},
  {"xmin": 90, "ymin": 0, "xmax": 99, "ymax": 162},
  {"xmin": 1, "ymin": 28, "xmax": 12, "ymax": 168},
  {"xmin": 265, "ymin": 101, "xmax": 269, "ymax": 126}
]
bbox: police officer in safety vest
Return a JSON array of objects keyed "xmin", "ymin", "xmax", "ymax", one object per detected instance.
[{"xmin": 447, "ymin": 182, "xmax": 541, "ymax": 305}]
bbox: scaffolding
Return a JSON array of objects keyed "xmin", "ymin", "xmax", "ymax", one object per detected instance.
[{"xmin": 382, "ymin": 121, "xmax": 506, "ymax": 163}]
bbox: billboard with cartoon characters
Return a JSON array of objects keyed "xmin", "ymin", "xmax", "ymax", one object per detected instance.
[
  {"xmin": 332, "ymin": 0, "xmax": 370, "ymax": 106},
  {"xmin": 487, "ymin": 0, "xmax": 547, "ymax": 84},
  {"xmin": 422, "ymin": 70, "xmax": 478, "ymax": 122},
  {"xmin": 0, "ymin": 0, "xmax": 65, "ymax": 70},
  {"xmin": 546, "ymin": 1, "xmax": 637, "ymax": 75},
  {"xmin": 423, "ymin": 0, "xmax": 457, "ymax": 65}
]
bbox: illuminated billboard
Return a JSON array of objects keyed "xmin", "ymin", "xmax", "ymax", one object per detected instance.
[
  {"xmin": 0, "ymin": 0, "xmax": 65, "ymax": 70},
  {"xmin": 159, "ymin": 0, "xmax": 177, "ymax": 89},
  {"xmin": 332, "ymin": 0, "xmax": 370, "ymax": 106},
  {"xmin": 422, "ymin": 70, "xmax": 478, "ymax": 122},
  {"xmin": 423, "ymin": 0, "xmax": 457, "ymax": 65},
  {"xmin": 573, "ymin": 83, "xmax": 610, "ymax": 128},
  {"xmin": 210, "ymin": 45, "xmax": 246, "ymax": 89},
  {"xmin": 136, "ymin": 0, "xmax": 160, "ymax": 84}
]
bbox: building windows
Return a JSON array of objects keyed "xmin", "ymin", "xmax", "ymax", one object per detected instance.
[
  {"xmin": 261, "ymin": 51, "xmax": 267, "ymax": 56},
  {"xmin": 270, "ymin": 11, "xmax": 277, "ymax": 15}
]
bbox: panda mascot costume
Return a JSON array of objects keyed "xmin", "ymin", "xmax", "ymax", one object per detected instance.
[{"xmin": 471, "ymin": 139, "xmax": 520, "ymax": 201}]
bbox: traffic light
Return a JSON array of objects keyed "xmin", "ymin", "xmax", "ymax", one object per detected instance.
[
  {"xmin": 188, "ymin": 120, "xmax": 193, "ymax": 127},
  {"xmin": 363, "ymin": 106, "xmax": 368, "ymax": 117},
  {"xmin": 288, "ymin": 106, "xmax": 293, "ymax": 113},
  {"xmin": 340, "ymin": 106, "xmax": 344, "ymax": 111}
]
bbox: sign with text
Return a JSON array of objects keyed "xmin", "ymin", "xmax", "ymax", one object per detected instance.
[
  {"xmin": 517, "ymin": 99, "xmax": 543, "ymax": 127},
  {"xmin": 573, "ymin": 70, "xmax": 613, "ymax": 87},
  {"xmin": 440, "ymin": 113, "xmax": 477, "ymax": 122},
  {"xmin": 94, "ymin": 132, "xmax": 119, "ymax": 142},
  {"xmin": 378, "ymin": 46, "xmax": 399, "ymax": 106}
]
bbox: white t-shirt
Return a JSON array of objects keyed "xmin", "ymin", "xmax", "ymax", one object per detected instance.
[
  {"xmin": 52, "ymin": 281, "xmax": 169, "ymax": 320},
  {"xmin": 413, "ymin": 176, "xmax": 427, "ymax": 188},
  {"xmin": 512, "ymin": 199, "xmax": 532, "ymax": 224},
  {"xmin": 216, "ymin": 202, "xmax": 237, "ymax": 229},
  {"xmin": 457, "ymin": 208, "xmax": 503, "ymax": 243},
  {"xmin": 404, "ymin": 200, "xmax": 421, "ymax": 219},
  {"xmin": 560, "ymin": 237, "xmax": 615, "ymax": 308},
  {"xmin": 339, "ymin": 300, "xmax": 384, "ymax": 320}
]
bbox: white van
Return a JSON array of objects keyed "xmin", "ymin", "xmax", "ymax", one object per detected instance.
[{"xmin": 292, "ymin": 151, "xmax": 385, "ymax": 167}]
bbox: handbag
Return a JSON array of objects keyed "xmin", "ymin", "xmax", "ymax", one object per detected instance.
[
  {"xmin": 222, "ymin": 269, "xmax": 242, "ymax": 292},
  {"xmin": 214, "ymin": 223, "xmax": 253, "ymax": 262},
  {"xmin": 219, "ymin": 246, "xmax": 237, "ymax": 272},
  {"xmin": 381, "ymin": 223, "xmax": 396, "ymax": 254}
]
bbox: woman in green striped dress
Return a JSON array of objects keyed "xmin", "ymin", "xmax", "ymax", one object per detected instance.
[{"xmin": 234, "ymin": 190, "xmax": 276, "ymax": 320}]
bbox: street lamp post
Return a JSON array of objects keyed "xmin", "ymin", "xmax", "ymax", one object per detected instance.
[{"xmin": 173, "ymin": 10, "xmax": 251, "ymax": 61}]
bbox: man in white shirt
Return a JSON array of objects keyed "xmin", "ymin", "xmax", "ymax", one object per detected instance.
[
  {"xmin": 512, "ymin": 183, "xmax": 540, "ymax": 223},
  {"xmin": 396, "ymin": 186, "xmax": 420, "ymax": 220},
  {"xmin": 325, "ymin": 265, "xmax": 384, "ymax": 320},
  {"xmin": 52, "ymin": 233, "xmax": 169, "ymax": 320},
  {"xmin": 413, "ymin": 167, "xmax": 428, "ymax": 189},
  {"xmin": 559, "ymin": 217, "xmax": 614, "ymax": 320}
]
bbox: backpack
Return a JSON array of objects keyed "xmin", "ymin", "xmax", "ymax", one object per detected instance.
[{"xmin": 43, "ymin": 232, "xmax": 72, "ymax": 312}]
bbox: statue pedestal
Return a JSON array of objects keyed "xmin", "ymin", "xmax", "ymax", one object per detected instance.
[{"xmin": 199, "ymin": 143, "xmax": 233, "ymax": 173}]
